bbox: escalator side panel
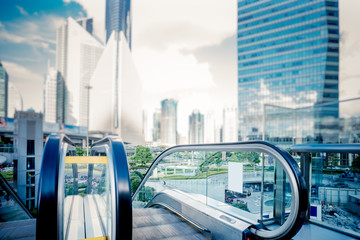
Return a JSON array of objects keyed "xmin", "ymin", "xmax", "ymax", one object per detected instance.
[{"xmin": 109, "ymin": 139, "xmax": 132, "ymax": 240}]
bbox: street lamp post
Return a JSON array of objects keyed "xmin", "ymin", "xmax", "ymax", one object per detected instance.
[{"xmin": 85, "ymin": 85, "xmax": 92, "ymax": 156}]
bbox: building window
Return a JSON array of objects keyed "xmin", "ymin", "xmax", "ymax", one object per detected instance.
[
  {"xmin": 26, "ymin": 171, "xmax": 35, "ymax": 185},
  {"xmin": 27, "ymin": 158, "xmax": 35, "ymax": 170},
  {"xmin": 27, "ymin": 140, "xmax": 35, "ymax": 155},
  {"xmin": 26, "ymin": 186, "xmax": 35, "ymax": 198}
]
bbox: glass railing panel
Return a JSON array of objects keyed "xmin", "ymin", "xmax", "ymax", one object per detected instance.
[
  {"xmin": 63, "ymin": 150, "xmax": 111, "ymax": 240},
  {"xmin": 309, "ymin": 152, "xmax": 360, "ymax": 235},
  {"xmin": 0, "ymin": 178, "xmax": 32, "ymax": 222},
  {"xmin": 133, "ymin": 145, "xmax": 302, "ymax": 238}
]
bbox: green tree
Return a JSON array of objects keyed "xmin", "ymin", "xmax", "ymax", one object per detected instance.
[
  {"xmin": 76, "ymin": 147, "xmax": 84, "ymax": 156},
  {"xmin": 130, "ymin": 146, "xmax": 154, "ymax": 167}
]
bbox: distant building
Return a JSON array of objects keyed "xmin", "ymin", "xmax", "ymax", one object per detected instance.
[
  {"xmin": 188, "ymin": 110, "xmax": 204, "ymax": 144},
  {"xmin": 204, "ymin": 112, "xmax": 216, "ymax": 143},
  {"xmin": 106, "ymin": 0, "xmax": 131, "ymax": 47},
  {"xmin": 223, "ymin": 106, "xmax": 238, "ymax": 142},
  {"xmin": 152, "ymin": 109, "xmax": 161, "ymax": 143},
  {"xmin": 142, "ymin": 110, "xmax": 152, "ymax": 142},
  {"xmin": 44, "ymin": 67, "xmax": 58, "ymax": 123},
  {"xmin": 237, "ymin": 0, "xmax": 340, "ymax": 145},
  {"xmin": 161, "ymin": 99, "xmax": 177, "ymax": 145},
  {"xmin": 56, "ymin": 17, "xmax": 104, "ymax": 127},
  {"xmin": 7, "ymin": 83, "xmax": 22, "ymax": 118},
  {"xmin": 13, "ymin": 110, "xmax": 43, "ymax": 211},
  {"xmin": 0, "ymin": 61, "xmax": 8, "ymax": 119}
]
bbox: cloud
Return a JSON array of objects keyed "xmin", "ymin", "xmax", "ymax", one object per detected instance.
[
  {"xmin": 133, "ymin": 47, "xmax": 214, "ymax": 94},
  {"xmin": 0, "ymin": 14, "xmax": 63, "ymax": 50},
  {"xmin": 2, "ymin": 61, "xmax": 43, "ymax": 111},
  {"xmin": 133, "ymin": 0, "xmax": 236, "ymax": 51},
  {"xmin": 15, "ymin": 5, "xmax": 28, "ymax": 16}
]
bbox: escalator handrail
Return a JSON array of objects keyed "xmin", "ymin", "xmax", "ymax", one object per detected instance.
[
  {"xmin": 0, "ymin": 173, "xmax": 34, "ymax": 219},
  {"xmin": 36, "ymin": 134, "xmax": 74, "ymax": 240},
  {"xmin": 132, "ymin": 141, "xmax": 308, "ymax": 240},
  {"xmin": 91, "ymin": 137, "xmax": 132, "ymax": 240}
]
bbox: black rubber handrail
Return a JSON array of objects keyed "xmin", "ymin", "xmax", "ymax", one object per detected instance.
[
  {"xmin": 132, "ymin": 141, "xmax": 308, "ymax": 240},
  {"xmin": 0, "ymin": 173, "xmax": 34, "ymax": 219},
  {"xmin": 92, "ymin": 137, "xmax": 132, "ymax": 240},
  {"xmin": 291, "ymin": 144, "xmax": 360, "ymax": 153},
  {"xmin": 36, "ymin": 134, "xmax": 74, "ymax": 240}
]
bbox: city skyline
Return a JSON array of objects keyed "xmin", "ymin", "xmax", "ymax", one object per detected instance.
[{"xmin": 0, "ymin": 0, "xmax": 360, "ymax": 137}]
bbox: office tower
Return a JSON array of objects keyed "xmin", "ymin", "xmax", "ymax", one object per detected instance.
[
  {"xmin": 142, "ymin": 110, "xmax": 152, "ymax": 142},
  {"xmin": 223, "ymin": 106, "xmax": 238, "ymax": 142},
  {"xmin": 89, "ymin": 31, "xmax": 144, "ymax": 144},
  {"xmin": 7, "ymin": 83, "xmax": 22, "ymax": 118},
  {"xmin": 56, "ymin": 17, "xmax": 104, "ymax": 127},
  {"xmin": 106, "ymin": 0, "xmax": 131, "ymax": 47},
  {"xmin": 188, "ymin": 110, "xmax": 204, "ymax": 144},
  {"xmin": 153, "ymin": 109, "xmax": 161, "ymax": 143},
  {"xmin": 44, "ymin": 67, "xmax": 58, "ymax": 123},
  {"xmin": 204, "ymin": 112, "xmax": 216, "ymax": 143},
  {"xmin": 160, "ymin": 99, "xmax": 177, "ymax": 145},
  {"xmin": 0, "ymin": 61, "xmax": 8, "ymax": 118},
  {"xmin": 13, "ymin": 110, "xmax": 43, "ymax": 210},
  {"xmin": 237, "ymin": 0, "xmax": 339, "ymax": 144}
]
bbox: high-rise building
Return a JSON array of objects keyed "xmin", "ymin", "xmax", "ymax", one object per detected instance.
[
  {"xmin": 204, "ymin": 112, "xmax": 216, "ymax": 143},
  {"xmin": 106, "ymin": 0, "xmax": 131, "ymax": 47},
  {"xmin": 152, "ymin": 109, "xmax": 161, "ymax": 143},
  {"xmin": 44, "ymin": 67, "xmax": 58, "ymax": 123},
  {"xmin": 7, "ymin": 83, "xmax": 22, "ymax": 118},
  {"xmin": 237, "ymin": 0, "xmax": 339, "ymax": 144},
  {"xmin": 0, "ymin": 61, "xmax": 8, "ymax": 119},
  {"xmin": 161, "ymin": 99, "xmax": 177, "ymax": 145},
  {"xmin": 56, "ymin": 17, "xmax": 104, "ymax": 127},
  {"xmin": 89, "ymin": 31, "xmax": 144, "ymax": 145},
  {"xmin": 188, "ymin": 110, "xmax": 204, "ymax": 144},
  {"xmin": 223, "ymin": 106, "xmax": 238, "ymax": 142}
]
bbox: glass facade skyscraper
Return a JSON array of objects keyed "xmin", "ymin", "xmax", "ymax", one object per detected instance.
[
  {"xmin": 106, "ymin": 0, "xmax": 131, "ymax": 47},
  {"xmin": 161, "ymin": 99, "xmax": 178, "ymax": 145},
  {"xmin": 237, "ymin": 0, "xmax": 339, "ymax": 144}
]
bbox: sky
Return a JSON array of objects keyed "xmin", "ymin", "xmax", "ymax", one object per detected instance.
[{"xmin": 0, "ymin": 0, "xmax": 359, "ymax": 136}]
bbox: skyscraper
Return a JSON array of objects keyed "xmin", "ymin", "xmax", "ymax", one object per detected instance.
[
  {"xmin": 204, "ymin": 112, "xmax": 216, "ymax": 143},
  {"xmin": 188, "ymin": 110, "xmax": 204, "ymax": 144},
  {"xmin": 153, "ymin": 109, "xmax": 161, "ymax": 143},
  {"xmin": 161, "ymin": 99, "xmax": 177, "ymax": 145},
  {"xmin": 44, "ymin": 67, "xmax": 58, "ymax": 123},
  {"xmin": 223, "ymin": 106, "xmax": 238, "ymax": 142},
  {"xmin": 56, "ymin": 17, "xmax": 104, "ymax": 127},
  {"xmin": 0, "ymin": 61, "xmax": 8, "ymax": 119},
  {"xmin": 237, "ymin": 0, "xmax": 339, "ymax": 144},
  {"xmin": 106, "ymin": 0, "xmax": 131, "ymax": 47},
  {"xmin": 89, "ymin": 31, "xmax": 144, "ymax": 145}
]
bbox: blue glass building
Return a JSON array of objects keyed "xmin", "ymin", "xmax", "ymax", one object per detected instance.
[
  {"xmin": 106, "ymin": 0, "xmax": 131, "ymax": 48},
  {"xmin": 237, "ymin": 0, "xmax": 339, "ymax": 144}
]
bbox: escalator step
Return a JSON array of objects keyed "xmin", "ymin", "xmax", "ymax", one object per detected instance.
[
  {"xmin": 133, "ymin": 208, "xmax": 208, "ymax": 240},
  {"xmin": 133, "ymin": 222, "xmax": 206, "ymax": 240}
]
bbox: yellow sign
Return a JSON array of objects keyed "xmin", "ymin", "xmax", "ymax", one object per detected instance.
[
  {"xmin": 65, "ymin": 156, "xmax": 108, "ymax": 164},
  {"xmin": 80, "ymin": 237, "xmax": 107, "ymax": 240}
]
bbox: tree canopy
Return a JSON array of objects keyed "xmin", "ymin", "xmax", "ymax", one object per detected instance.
[{"xmin": 130, "ymin": 145, "xmax": 154, "ymax": 166}]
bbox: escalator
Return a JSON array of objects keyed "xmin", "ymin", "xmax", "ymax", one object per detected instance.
[{"xmin": 36, "ymin": 134, "xmax": 308, "ymax": 240}]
